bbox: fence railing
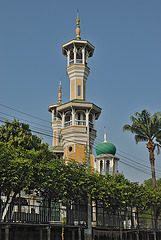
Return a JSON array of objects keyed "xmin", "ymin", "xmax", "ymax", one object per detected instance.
[
  {"xmin": 91, "ymin": 201, "xmax": 161, "ymax": 230},
  {"xmin": 0, "ymin": 196, "xmax": 87, "ymax": 226},
  {"xmin": 1, "ymin": 196, "xmax": 161, "ymax": 230}
]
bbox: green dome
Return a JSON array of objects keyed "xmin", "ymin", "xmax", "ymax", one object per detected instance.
[{"xmin": 96, "ymin": 142, "xmax": 116, "ymax": 156}]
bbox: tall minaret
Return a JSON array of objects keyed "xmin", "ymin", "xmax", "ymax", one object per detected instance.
[
  {"xmin": 49, "ymin": 15, "xmax": 101, "ymax": 164},
  {"xmin": 62, "ymin": 14, "xmax": 95, "ymax": 101},
  {"xmin": 48, "ymin": 81, "xmax": 63, "ymax": 158}
]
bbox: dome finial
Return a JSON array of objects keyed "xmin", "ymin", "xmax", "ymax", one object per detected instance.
[
  {"xmin": 58, "ymin": 79, "xmax": 62, "ymax": 103},
  {"xmin": 76, "ymin": 9, "xmax": 81, "ymax": 40},
  {"xmin": 104, "ymin": 126, "xmax": 107, "ymax": 143}
]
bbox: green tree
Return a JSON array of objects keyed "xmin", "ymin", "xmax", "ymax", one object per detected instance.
[
  {"xmin": 123, "ymin": 110, "xmax": 161, "ymax": 187},
  {"xmin": 0, "ymin": 119, "xmax": 53, "ymax": 219},
  {"xmin": 144, "ymin": 178, "xmax": 161, "ymax": 221}
]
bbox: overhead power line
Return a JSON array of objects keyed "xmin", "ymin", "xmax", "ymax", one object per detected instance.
[{"xmin": 0, "ymin": 104, "xmax": 50, "ymax": 123}]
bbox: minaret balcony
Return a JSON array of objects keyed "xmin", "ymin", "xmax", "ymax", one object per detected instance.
[
  {"xmin": 69, "ymin": 59, "xmax": 88, "ymax": 66},
  {"xmin": 64, "ymin": 120, "xmax": 94, "ymax": 128}
]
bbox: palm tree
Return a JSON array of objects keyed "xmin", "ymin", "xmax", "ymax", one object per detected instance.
[{"xmin": 123, "ymin": 110, "xmax": 161, "ymax": 187}]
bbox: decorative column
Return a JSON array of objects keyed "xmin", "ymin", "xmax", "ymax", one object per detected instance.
[
  {"xmin": 82, "ymin": 47, "xmax": 85, "ymax": 64},
  {"xmin": 62, "ymin": 112, "xmax": 65, "ymax": 128},
  {"xmin": 86, "ymin": 110, "xmax": 89, "ymax": 126},
  {"xmin": 74, "ymin": 45, "xmax": 77, "ymax": 63},
  {"xmin": 52, "ymin": 110, "xmax": 54, "ymax": 121},
  {"xmin": 72, "ymin": 108, "xmax": 75, "ymax": 126},
  {"xmin": 67, "ymin": 50, "xmax": 70, "ymax": 66}
]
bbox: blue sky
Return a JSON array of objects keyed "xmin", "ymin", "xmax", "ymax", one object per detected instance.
[{"xmin": 1, "ymin": 0, "xmax": 161, "ymax": 183}]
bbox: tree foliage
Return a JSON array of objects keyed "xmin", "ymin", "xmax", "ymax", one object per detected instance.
[
  {"xmin": 0, "ymin": 119, "xmax": 160, "ymax": 219},
  {"xmin": 123, "ymin": 109, "xmax": 161, "ymax": 187},
  {"xmin": 0, "ymin": 119, "xmax": 53, "ymax": 195}
]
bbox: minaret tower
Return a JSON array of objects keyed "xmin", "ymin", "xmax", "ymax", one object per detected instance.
[
  {"xmin": 62, "ymin": 13, "xmax": 94, "ymax": 101},
  {"xmin": 49, "ymin": 15, "xmax": 101, "ymax": 165},
  {"xmin": 48, "ymin": 80, "xmax": 64, "ymax": 158}
]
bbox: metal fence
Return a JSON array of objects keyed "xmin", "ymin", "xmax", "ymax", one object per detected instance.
[
  {"xmin": 0, "ymin": 195, "xmax": 87, "ymax": 226},
  {"xmin": 1, "ymin": 196, "xmax": 161, "ymax": 230},
  {"xmin": 91, "ymin": 201, "xmax": 161, "ymax": 230}
]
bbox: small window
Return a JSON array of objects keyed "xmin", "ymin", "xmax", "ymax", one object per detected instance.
[
  {"xmin": 78, "ymin": 85, "xmax": 81, "ymax": 96},
  {"xmin": 68, "ymin": 146, "xmax": 73, "ymax": 152},
  {"xmin": 59, "ymin": 135, "xmax": 61, "ymax": 143}
]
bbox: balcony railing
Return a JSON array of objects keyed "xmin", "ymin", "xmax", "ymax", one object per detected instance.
[
  {"xmin": 64, "ymin": 121, "xmax": 94, "ymax": 129},
  {"xmin": 75, "ymin": 120, "xmax": 86, "ymax": 126},
  {"xmin": 69, "ymin": 59, "xmax": 83, "ymax": 65},
  {"xmin": 64, "ymin": 120, "xmax": 72, "ymax": 127}
]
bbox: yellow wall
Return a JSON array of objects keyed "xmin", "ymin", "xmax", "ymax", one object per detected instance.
[
  {"xmin": 70, "ymin": 80, "xmax": 75, "ymax": 100},
  {"xmin": 65, "ymin": 144, "xmax": 87, "ymax": 162},
  {"xmin": 76, "ymin": 79, "xmax": 82, "ymax": 99},
  {"xmin": 64, "ymin": 144, "xmax": 94, "ymax": 167},
  {"xmin": 53, "ymin": 131, "xmax": 56, "ymax": 146}
]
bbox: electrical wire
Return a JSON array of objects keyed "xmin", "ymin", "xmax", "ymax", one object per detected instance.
[{"xmin": 0, "ymin": 104, "xmax": 50, "ymax": 123}]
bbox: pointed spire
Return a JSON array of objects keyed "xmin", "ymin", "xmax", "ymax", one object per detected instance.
[
  {"xmin": 76, "ymin": 9, "xmax": 81, "ymax": 40},
  {"xmin": 58, "ymin": 79, "xmax": 62, "ymax": 103},
  {"xmin": 104, "ymin": 126, "xmax": 107, "ymax": 142}
]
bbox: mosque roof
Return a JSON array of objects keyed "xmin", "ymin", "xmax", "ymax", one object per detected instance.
[{"xmin": 96, "ymin": 142, "xmax": 116, "ymax": 156}]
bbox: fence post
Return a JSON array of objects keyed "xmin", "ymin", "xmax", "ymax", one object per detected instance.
[
  {"xmin": 119, "ymin": 213, "xmax": 122, "ymax": 240},
  {"xmin": 84, "ymin": 197, "xmax": 92, "ymax": 240},
  {"xmin": 5, "ymin": 226, "xmax": 9, "ymax": 240},
  {"xmin": 153, "ymin": 231, "xmax": 156, "ymax": 240},
  {"xmin": 40, "ymin": 229, "xmax": 43, "ymax": 240},
  {"xmin": 47, "ymin": 226, "xmax": 51, "ymax": 240},
  {"xmin": 78, "ymin": 228, "xmax": 81, "ymax": 240}
]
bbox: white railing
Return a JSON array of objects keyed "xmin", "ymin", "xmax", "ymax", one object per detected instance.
[
  {"xmin": 64, "ymin": 120, "xmax": 72, "ymax": 127},
  {"xmin": 64, "ymin": 120, "xmax": 94, "ymax": 129},
  {"xmin": 75, "ymin": 120, "xmax": 86, "ymax": 126},
  {"xmin": 69, "ymin": 59, "xmax": 83, "ymax": 65}
]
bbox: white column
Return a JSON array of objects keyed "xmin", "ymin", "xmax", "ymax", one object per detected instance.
[
  {"xmin": 72, "ymin": 108, "xmax": 75, "ymax": 126},
  {"xmin": 82, "ymin": 47, "xmax": 85, "ymax": 64},
  {"xmin": 74, "ymin": 45, "xmax": 77, "ymax": 63},
  {"xmin": 98, "ymin": 160, "xmax": 100, "ymax": 173},
  {"xmin": 110, "ymin": 158, "xmax": 113, "ymax": 175},
  {"xmin": 67, "ymin": 50, "xmax": 70, "ymax": 66},
  {"xmin": 62, "ymin": 112, "xmax": 65, "ymax": 128},
  {"xmin": 102, "ymin": 157, "xmax": 105, "ymax": 175},
  {"xmin": 86, "ymin": 109, "xmax": 89, "ymax": 126},
  {"xmin": 52, "ymin": 110, "xmax": 54, "ymax": 121}
]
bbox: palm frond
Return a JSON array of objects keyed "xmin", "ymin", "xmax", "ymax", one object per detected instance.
[
  {"xmin": 156, "ymin": 144, "xmax": 161, "ymax": 155},
  {"xmin": 135, "ymin": 135, "xmax": 149, "ymax": 144}
]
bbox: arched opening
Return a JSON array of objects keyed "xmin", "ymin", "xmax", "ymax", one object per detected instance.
[
  {"xmin": 64, "ymin": 111, "xmax": 72, "ymax": 127},
  {"xmin": 106, "ymin": 161, "xmax": 109, "ymax": 174},
  {"xmin": 75, "ymin": 111, "xmax": 86, "ymax": 126},
  {"xmin": 100, "ymin": 160, "xmax": 103, "ymax": 175}
]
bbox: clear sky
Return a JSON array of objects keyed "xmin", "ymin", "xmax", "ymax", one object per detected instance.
[{"xmin": 1, "ymin": 0, "xmax": 161, "ymax": 183}]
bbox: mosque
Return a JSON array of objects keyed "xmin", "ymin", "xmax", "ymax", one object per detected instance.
[{"xmin": 48, "ymin": 15, "xmax": 119, "ymax": 175}]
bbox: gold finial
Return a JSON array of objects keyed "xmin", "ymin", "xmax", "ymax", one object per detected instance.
[
  {"xmin": 76, "ymin": 9, "xmax": 81, "ymax": 40},
  {"xmin": 58, "ymin": 79, "xmax": 62, "ymax": 103}
]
